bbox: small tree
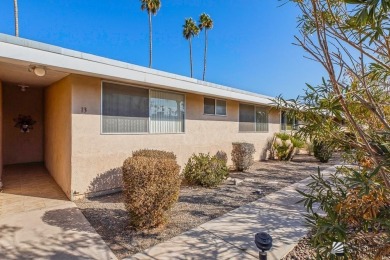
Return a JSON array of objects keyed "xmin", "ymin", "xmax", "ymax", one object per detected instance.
[{"xmin": 274, "ymin": 0, "xmax": 390, "ymax": 258}]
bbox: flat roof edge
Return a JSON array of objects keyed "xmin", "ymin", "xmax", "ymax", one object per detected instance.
[{"xmin": 0, "ymin": 33, "xmax": 276, "ymax": 106}]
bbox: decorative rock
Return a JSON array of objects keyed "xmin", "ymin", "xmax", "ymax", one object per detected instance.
[
  {"xmin": 234, "ymin": 179, "xmax": 243, "ymax": 185},
  {"xmin": 253, "ymin": 189, "xmax": 262, "ymax": 195}
]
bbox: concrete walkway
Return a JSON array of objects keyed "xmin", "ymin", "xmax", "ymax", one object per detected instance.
[
  {"xmin": 130, "ymin": 165, "xmax": 338, "ymax": 260},
  {"xmin": 0, "ymin": 164, "xmax": 117, "ymax": 260},
  {"xmin": 0, "ymin": 202, "xmax": 117, "ymax": 259}
]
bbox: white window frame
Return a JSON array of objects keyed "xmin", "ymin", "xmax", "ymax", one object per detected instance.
[
  {"xmin": 203, "ymin": 97, "xmax": 227, "ymax": 116},
  {"xmin": 100, "ymin": 80, "xmax": 186, "ymax": 135}
]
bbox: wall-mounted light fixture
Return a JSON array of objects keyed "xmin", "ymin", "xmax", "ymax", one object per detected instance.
[{"xmin": 28, "ymin": 65, "xmax": 46, "ymax": 77}]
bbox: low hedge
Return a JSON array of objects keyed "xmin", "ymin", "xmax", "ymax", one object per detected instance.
[{"xmin": 132, "ymin": 149, "xmax": 176, "ymax": 160}]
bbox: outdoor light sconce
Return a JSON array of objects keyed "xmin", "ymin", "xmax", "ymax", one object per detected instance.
[
  {"xmin": 28, "ymin": 65, "xmax": 46, "ymax": 77},
  {"xmin": 255, "ymin": 232, "xmax": 272, "ymax": 260},
  {"xmin": 13, "ymin": 114, "xmax": 36, "ymax": 133}
]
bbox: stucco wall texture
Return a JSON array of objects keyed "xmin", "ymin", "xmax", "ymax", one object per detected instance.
[
  {"xmin": 69, "ymin": 74, "xmax": 281, "ymax": 198},
  {"xmin": 44, "ymin": 77, "xmax": 72, "ymax": 199},
  {"xmin": 0, "ymin": 80, "xmax": 2, "ymax": 184},
  {"xmin": 2, "ymin": 84, "xmax": 43, "ymax": 165}
]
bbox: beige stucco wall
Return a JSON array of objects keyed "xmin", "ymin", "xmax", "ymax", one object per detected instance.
[
  {"xmin": 2, "ymin": 84, "xmax": 43, "ymax": 165},
  {"xmin": 44, "ymin": 77, "xmax": 72, "ymax": 199},
  {"xmin": 0, "ymin": 81, "xmax": 2, "ymax": 185},
  {"xmin": 70, "ymin": 75, "xmax": 281, "ymax": 198}
]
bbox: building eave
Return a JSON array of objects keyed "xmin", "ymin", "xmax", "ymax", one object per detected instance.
[{"xmin": 0, "ymin": 33, "xmax": 275, "ymax": 107}]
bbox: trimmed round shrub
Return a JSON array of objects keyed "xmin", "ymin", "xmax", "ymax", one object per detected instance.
[
  {"xmin": 132, "ymin": 149, "xmax": 176, "ymax": 160},
  {"xmin": 122, "ymin": 154, "xmax": 181, "ymax": 229},
  {"xmin": 231, "ymin": 142, "xmax": 256, "ymax": 171},
  {"xmin": 183, "ymin": 153, "xmax": 228, "ymax": 187},
  {"xmin": 313, "ymin": 140, "xmax": 333, "ymax": 163}
]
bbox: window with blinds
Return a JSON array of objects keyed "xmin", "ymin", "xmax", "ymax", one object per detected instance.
[
  {"xmin": 150, "ymin": 90, "xmax": 185, "ymax": 133},
  {"xmin": 102, "ymin": 83, "xmax": 149, "ymax": 133},
  {"xmin": 102, "ymin": 82, "xmax": 185, "ymax": 134},
  {"xmin": 239, "ymin": 104, "xmax": 269, "ymax": 132}
]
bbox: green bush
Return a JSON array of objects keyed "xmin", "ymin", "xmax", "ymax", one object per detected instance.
[
  {"xmin": 275, "ymin": 132, "xmax": 291, "ymax": 141},
  {"xmin": 273, "ymin": 133, "xmax": 305, "ymax": 161},
  {"xmin": 183, "ymin": 153, "xmax": 228, "ymax": 187},
  {"xmin": 122, "ymin": 151, "xmax": 181, "ymax": 229},
  {"xmin": 231, "ymin": 142, "xmax": 256, "ymax": 171},
  {"xmin": 313, "ymin": 140, "xmax": 333, "ymax": 162},
  {"xmin": 132, "ymin": 149, "xmax": 176, "ymax": 160}
]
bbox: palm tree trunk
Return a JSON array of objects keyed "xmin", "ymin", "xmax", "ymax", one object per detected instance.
[
  {"xmin": 189, "ymin": 37, "xmax": 193, "ymax": 78},
  {"xmin": 203, "ymin": 29, "xmax": 208, "ymax": 81},
  {"xmin": 14, "ymin": 0, "xmax": 19, "ymax": 37},
  {"xmin": 148, "ymin": 11, "xmax": 152, "ymax": 68}
]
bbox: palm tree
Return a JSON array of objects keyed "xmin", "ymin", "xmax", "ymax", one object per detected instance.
[
  {"xmin": 198, "ymin": 13, "xmax": 213, "ymax": 81},
  {"xmin": 140, "ymin": 0, "xmax": 161, "ymax": 68},
  {"xmin": 182, "ymin": 18, "xmax": 199, "ymax": 78},
  {"xmin": 14, "ymin": 0, "xmax": 19, "ymax": 37}
]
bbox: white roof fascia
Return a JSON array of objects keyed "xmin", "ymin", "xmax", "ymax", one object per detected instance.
[{"xmin": 0, "ymin": 34, "xmax": 274, "ymax": 106}]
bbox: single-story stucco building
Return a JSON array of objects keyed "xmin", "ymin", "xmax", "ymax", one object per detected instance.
[{"xmin": 0, "ymin": 34, "xmax": 294, "ymax": 200}]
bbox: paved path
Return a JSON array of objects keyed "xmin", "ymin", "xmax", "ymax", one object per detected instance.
[
  {"xmin": 0, "ymin": 201, "xmax": 117, "ymax": 260},
  {"xmin": 130, "ymin": 165, "xmax": 338, "ymax": 260},
  {"xmin": 0, "ymin": 163, "xmax": 117, "ymax": 260}
]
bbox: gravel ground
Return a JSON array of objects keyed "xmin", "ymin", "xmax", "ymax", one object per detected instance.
[
  {"xmin": 282, "ymin": 231, "xmax": 390, "ymax": 260},
  {"xmin": 76, "ymin": 154, "xmax": 338, "ymax": 259}
]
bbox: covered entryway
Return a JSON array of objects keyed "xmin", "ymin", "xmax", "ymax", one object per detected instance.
[
  {"xmin": 0, "ymin": 163, "xmax": 68, "ymax": 215},
  {"xmin": 0, "ymin": 59, "xmax": 71, "ymax": 203}
]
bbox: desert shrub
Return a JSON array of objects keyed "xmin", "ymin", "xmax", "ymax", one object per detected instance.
[
  {"xmin": 275, "ymin": 132, "xmax": 291, "ymax": 141},
  {"xmin": 231, "ymin": 142, "xmax": 256, "ymax": 171},
  {"xmin": 215, "ymin": 150, "xmax": 228, "ymax": 165},
  {"xmin": 313, "ymin": 140, "xmax": 333, "ymax": 163},
  {"xmin": 132, "ymin": 149, "xmax": 176, "ymax": 160},
  {"xmin": 273, "ymin": 134, "xmax": 305, "ymax": 161},
  {"xmin": 183, "ymin": 153, "xmax": 228, "ymax": 187},
  {"xmin": 291, "ymin": 136, "xmax": 305, "ymax": 149},
  {"xmin": 122, "ymin": 153, "xmax": 181, "ymax": 229}
]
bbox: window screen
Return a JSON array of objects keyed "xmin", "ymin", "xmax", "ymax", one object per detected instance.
[
  {"xmin": 256, "ymin": 107, "xmax": 268, "ymax": 132},
  {"xmin": 204, "ymin": 98, "xmax": 216, "ymax": 114},
  {"xmin": 216, "ymin": 100, "xmax": 227, "ymax": 116},
  {"xmin": 204, "ymin": 98, "xmax": 226, "ymax": 116},
  {"xmin": 239, "ymin": 104, "xmax": 255, "ymax": 132},
  {"xmin": 102, "ymin": 82, "xmax": 149, "ymax": 133},
  {"xmin": 239, "ymin": 104, "xmax": 269, "ymax": 132}
]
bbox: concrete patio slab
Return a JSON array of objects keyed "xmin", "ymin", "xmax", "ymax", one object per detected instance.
[{"xmin": 0, "ymin": 202, "xmax": 117, "ymax": 260}]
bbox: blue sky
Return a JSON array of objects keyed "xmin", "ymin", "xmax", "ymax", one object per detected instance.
[{"xmin": 0, "ymin": 0, "xmax": 326, "ymax": 98}]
